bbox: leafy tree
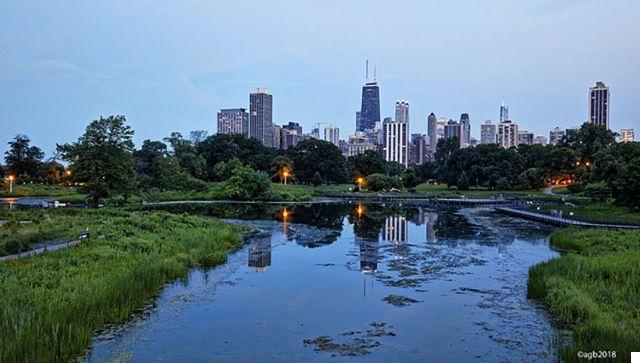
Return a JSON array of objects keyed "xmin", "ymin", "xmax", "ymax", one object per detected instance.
[
  {"xmin": 198, "ymin": 133, "xmax": 277, "ymax": 175},
  {"xmin": 515, "ymin": 172, "xmax": 531, "ymax": 191},
  {"xmin": 189, "ymin": 130, "xmax": 209, "ymax": 145},
  {"xmin": 134, "ymin": 140, "xmax": 168, "ymax": 175},
  {"xmin": 270, "ymin": 156, "xmax": 294, "ymax": 182},
  {"xmin": 149, "ymin": 156, "xmax": 208, "ymax": 191},
  {"xmin": 287, "ymin": 139, "xmax": 349, "ymax": 184},
  {"xmin": 385, "ymin": 161, "xmax": 406, "ymax": 177},
  {"xmin": 39, "ymin": 161, "xmax": 65, "ymax": 185},
  {"xmin": 496, "ymin": 177, "xmax": 510, "ymax": 191},
  {"xmin": 350, "ymin": 150, "xmax": 386, "ymax": 177},
  {"xmin": 415, "ymin": 161, "xmax": 436, "ymax": 182},
  {"xmin": 211, "ymin": 158, "xmax": 244, "ymax": 182},
  {"xmin": 402, "ymin": 167, "xmax": 419, "ymax": 189},
  {"xmin": 57, "ymin": 115, "xmax": 136, "ymax": 206},
  {"xmin": 366, "ymin": 173, "xmax": 401, "ymax": 192},
  {"xmin": 311, "ymin": 171, "xmax": 323, "ymax": 186},
  {"xmin": 457, "ymin": 171, "xmax": 470, "ymax": 190},
  {"xmin": 584, "ymin": 182, "xmax": 611, "ymax": 204},
  {"xmin": 164, "ymin": 132, "xmax": 207, "ymax": 179},
  {"xmin": 212, "ymin": 162, "xmax": 271, "ymax": 200},
  {"xmin": 4, "ymin": 134, "xmax": 44, "ymax": 182}
]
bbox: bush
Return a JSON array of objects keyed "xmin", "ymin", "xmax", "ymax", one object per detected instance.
[
  {"xmin": 584, "ymin": 182, "xmax": 611, "ymax": 203},
  {"xmin": 457, "ymin": 171, "xmax": 470, "ymax": 190},
  {"xmin": 367, "ymin": 173, "xmax": 401, "ymax": 192},
  {"xmin": 496, "ymin": 177, "xmax": 510, "ymax": 191}
]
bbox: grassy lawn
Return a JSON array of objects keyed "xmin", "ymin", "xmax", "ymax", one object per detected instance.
[
  {"xmin": 527, "ymin": 202, "xmax": 640, "ymax": 226},
  {"xmin": 0, "ymin": 208, "xmax": 244, "ymax": 362},
  {"xmin": 0, "ymin": 209, "xmax": 76, "ymax": 256},
  {"xmin": 0, "ymin": 184, "xmax": 82, "ymax": 198},
  {"xmin": 528, "ymin": 228, "xmax": 640, "ymax": 361}
]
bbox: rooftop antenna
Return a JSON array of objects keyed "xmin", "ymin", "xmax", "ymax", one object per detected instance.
[
  {"xmin": 374, "ymin": 64, "xmax": 377, "ymax": 82},
  {"xmin": 365, "ymin": 58, "xmax": 369, "ymax": 82}
]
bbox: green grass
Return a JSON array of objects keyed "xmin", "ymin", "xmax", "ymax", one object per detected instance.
[
  {"xmin": 0, "ymin": 184, "xmax": 81, "ymax": 198},
  {"xmin": 0, "ymin": 209, "xmax": 75, "ymax": 256},
  {"xmin": 528, "ymin": 228, "xmax": 640, "ymax": 362},
  {"xmin": 527, "ymin": 202, "xmax": 640, "ymax": 226},
  {"xmin": 0, "ymin": 208, "xmax": 244, "ymax": 362}
]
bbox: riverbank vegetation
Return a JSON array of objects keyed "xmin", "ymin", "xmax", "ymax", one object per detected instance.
[
  {"xmin": 526, "ymin": 202, "xmax": 640, "ymax": 226},
  {"xmin": 528, "ymin": 228, "xmax": 640, "ymax": 361},
  {"xmin": 0, "ymin": 208, "xmax": 243, "ymax": 362}
]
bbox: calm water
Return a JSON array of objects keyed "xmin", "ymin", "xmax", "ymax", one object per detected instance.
[{"xmin": 86, "ymin": 203, "xmax": 561, "ymax": 362}]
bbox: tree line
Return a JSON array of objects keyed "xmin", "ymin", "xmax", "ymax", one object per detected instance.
[{"xmin": 2, "ymin": 116, "xmax": 638, "ymax": 208}]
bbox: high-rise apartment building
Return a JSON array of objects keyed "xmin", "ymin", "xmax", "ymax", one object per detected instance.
[
  {"xmin": 395, "ymin": 101, "xmax": 409, "ymax": 124},
  {"xmin": 346, "ymin": 131, "xmax": 377, "ymax": 157},
  {"xmin": 444, "ymin": 120, "xmax": 461, "ymax": 141},
  {"xmin": 324, "ymin": 125, "xmax": 340, "ymax": 146},
  {"xmin": 500, "ymin": 100, "xmax": 509, "ymax": 122},
  {"xmin": 549, "ymin": 127, "xmax": 565, "ymax": 145},
  {"xmin": 460, "ymin": 113, "xmax": 471, "ymax": 147},
  {"xmin": 217, "ymin": 108, "xmax": 248, "ymax": 135},
  {"xmin": 358, "ymin": 61, "xmax": 380, "ymax": 132},
  {"xmin": 498, "ymin": 120, "xmax": 518, "ymax": 148},
  {"xmin": 480, "ymin": 120, "xmax": 497, "ymax": 144},
  {"xmin": 518, "ymin": 131, "xmax": 534, "ymax": 145},
  {"xmin": 534, "ymin": 135, "xmax": 548, "ymax": 145},
  {"xmin": 427, "ymin": 113, "xmax": 438, "ymax": 152},
  {"xmin": 589, "ymin": 81, "xmax": 610, "ymax": 129},
  {"xmin": 620, "ymin": 128, "xmax": 634, "ymax": 142},
  {"xmin": 384, "ymin": 119, "xmax": 409, "ymax": 167},
  {"xmin": 249, "ymin": 88, "xmax": 273, "ymax": 147}
]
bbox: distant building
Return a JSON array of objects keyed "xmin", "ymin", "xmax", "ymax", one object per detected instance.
[
  {"xmin": 347, "ymin": 132, "xmax": 377, "ymax": 157},
  {"xmin": 272, "ymin": 124, "xmax": 282, "ymax": 148},
  {"xmin": 410, "ymin": 134, "xmax": 428, "ymax": 165},
  {"xmin": 619, "ymin": 128, "xmax": 634, "ymax": 142},
  {"xmin": 498, "ymin": 120, "xmax": 518, "ymax": 148},
  {"xmin": 436, "ymin": 117, "xmax": 447, "ymax": 140},
  {"xmin": 384, "ymin": 215, "xmax": 408, "ymax": 244},
  {"xmin": 248, "ymin": 236, "xmax": 271, "ymax": 272},
  {"xmin": 518, "ymin": 130, "xmax": 534, "ymax": 145},
  {"xmin": 459, "ymin": 113, "xmax": 471, "ymax": 147},
  {"xmin": 310, "ymin": 127, "xmax": 320, "ymax": 139},
  {"xmin": 427, "ymin": 113, "xmax": 438, "ymax": 152},
  {"xmin": 500, "ymin": 99, "xmax": 509, "ymax": 122},
  {"xmin": 358, "ymin": 61, "xmax": 381, "ymax": 132},
  {"xmin": 217, "ymin": 108, "xmax": 248, "ymax": 135},
  {"xmin": 589, "ymin": 81, "xmax": 610, "ymax": 129},
  {"xmin": 480, "ymin": 120, "xmax": 497, "ymax": 144},
  {"xmin": 395, "ymin": 101, "xmax": 409, "ymax": 123},
  {"xmin": 384, "ymin": 119, "xmax": 409, "ymax": 167},
  {"xmin": 534, "ymin": 135, "xmax": 548, "ymax": 145},
  {"xmin": 444, "ymin": 119, "xmax": 461, "ymax": 141},
  {"xmin": 282, "ymin": 122, "xmax": 302, "ymax": 134},
  {"xmin": 324, "ymin": 125, "xmax": 340, "ymax": 146},
  {"xmin": 469, "ymin": 137, "xmax": 479, "ymax": 147},
  {"xmin": 249, "ymin": 88, "xmax": 273, "ymax": 147},
  {"xmin": 549, "ymin": 127, "xmax": 565, "ymax": 145}
]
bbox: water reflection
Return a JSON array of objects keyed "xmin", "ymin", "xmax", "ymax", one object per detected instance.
[{"xmin": 248, "ymin": 235, "xmax": 272, "ymax": 272}]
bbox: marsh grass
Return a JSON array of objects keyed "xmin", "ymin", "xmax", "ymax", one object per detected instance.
[
  {"xmin": 528, "ymin": 228, "xmax": 640, "ymax": 361},
  {"xmin": 0, "ymin": 208, "xmax": 243, "ymax": 362}
]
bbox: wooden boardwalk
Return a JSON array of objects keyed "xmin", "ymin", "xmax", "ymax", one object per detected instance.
[
  {"xmin": 0, "ymin": 240, "xmax": 82, "ymax": 263},
  {"xmin": 495, "ymin": 206, "xmax": 640, "ymax": 230},
  {"xmin": 323, "ymin": 193, "xmax": 511, "ymax": 205}
]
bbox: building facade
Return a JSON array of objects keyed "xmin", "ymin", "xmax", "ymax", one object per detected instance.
[
  {"xmin": 444, "ymin": 119, "xmax": 461, "ymax": 141},
  {"xmin": 384, "ymin": 120, "xmax": 409, "ymax": 167},
  {"xmin": 549, "ymin": 127, "xmax": 565, "ymax": 145},
  {"xmin": 500, "ymin": 100, "xmax": 509, "ymax": 122},
  {"xmin": 249, "ymin": 88, "xmax": 273, "ymax": 147},
  {"xmin": 358, "ymin": 63, "xmax": 381, "ymax": 132},
  {"xmin": 459, "ymin": 113, "xmax": 471, "ymax": 147},
  {"xmin": 324, "ymin": 125, "xmax": 340, "ymax": 146},
  {"xmin": 518, "ymin": 130, "xmax": 534, "ymax": 145},
  {"xmin": 498, "ymin": 120, "xmax": 518, "ymax": 148},
  {"xmin": 346, "ymin": 132, "xmax": 377, "ymax": 157},
  {"xmin": 217, "ymin": 108, "xmax": 248, "ymax": 135},
  {"xmin": 534, "ymin": 135, "xmax": 548, "ymax": 145},
  {"xmin": 427, "ymin": 113, "xmax": 438, "ymax": 152},
  {"xmin": 589, "ymin": 81, "xmax": 610, "ymax": 129},
  {"xmin": 480, "ymin": 120, "xmax": 497, "ymax": 144},
  {"xmin": 620, "ymin": 128, "xmax": 634, "ymax": 142}
]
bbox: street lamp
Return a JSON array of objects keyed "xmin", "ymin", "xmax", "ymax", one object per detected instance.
[
  {"xmin": 356, "ymin": 177, "xmax": 365, "ymax": 192},
  {"xmin": 7, "ymin": 175, "xmax": 14, "ymax": 193},
  {"xmin": 282, "ymin": 169, "xmax": 290, "ymax": 185}
]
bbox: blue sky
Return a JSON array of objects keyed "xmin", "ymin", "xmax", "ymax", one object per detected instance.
[{"xmin": 1, "ymin": 0, "xmax": 638, "ymax": 158}]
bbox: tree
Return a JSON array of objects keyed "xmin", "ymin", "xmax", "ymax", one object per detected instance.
[
  {"xmin": 366, "ymin": 173, "xmax": 401, "ymax": 192},
  {"xmin": 57, "ymin": 115, "xmax": 136, "ymax": 206},
  {"xmin": 212, "ymin": 162, "xmax": 271, "ymax": 200},
  {"xmin": 198, "ymin": 133, "xmax": 277, "ymax": 175},
  {"xmin": 164, "ymin": 132, "xmax": 207, "ymax": 179},
  {"xmin": 584, "ymin": 182, "xmax": 611, "ymax": 204},
  {"xmin": 402, "ymin": 167, "xmax": 419, "ymax": 189},
  {"xmin": 287, "ymin": 139, "xmax": 349, "ymax": 184},
  {"xmin": 496, "ymin": 177, "xmax": 510, "ymax": 191},
  {"xmin": 385, "ymin": 161, "xmax": 406, "ymax": 177},
  {"xmin": 4, "ymin": 135, "xmax": 44, "ymax": 182},
  {"xmin": 270, "ymin": 156, "xmax": 294, "ymax": 182},
  {"xmin": 457, "ymin": 171, "xmax": 470, "ymax": 190},
  {"xmin": 350, "ymin": 150, "xmax": 386, "ymax": 177},
  {"xmin": 311, "ymin": 171, "xmax": 323, "ymax": 186},
  {"xmin": 415, "ymin": 161, "xmax": 436, "ymax": 182}
]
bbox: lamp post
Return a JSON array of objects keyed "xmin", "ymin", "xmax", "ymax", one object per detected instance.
[
  {"xmin": 356, "ymin": 177, "xmax": 364, "ymax": 192},
  {"xmin": 8, "ymin": 175, "xmax": 14, "ymax": 193},
  {"xmin": 283, "ymin": 170, "xmax": 289, "ymax": 185}
]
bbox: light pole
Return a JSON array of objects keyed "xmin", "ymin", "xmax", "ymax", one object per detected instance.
[
  {"xmin": 356, "ymin": 177, "xmax": 364, "ymax": 192},
  {"xmin": 8, "ymin": 175, "xmax": 14, "ymax": 193},
  {"xmin": 283, "ymin": 170, "xmax": 289, "ymax": 185}
]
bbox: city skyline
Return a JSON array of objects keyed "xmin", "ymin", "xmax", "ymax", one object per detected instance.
[{"xmin": 2, "ymin": 1, "xmax": 639, "ymax": 157}]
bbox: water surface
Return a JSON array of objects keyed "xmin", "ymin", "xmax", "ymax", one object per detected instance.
[{"xmin": 87, "ymin": 203, "xmax": 560, "ymax": 362}]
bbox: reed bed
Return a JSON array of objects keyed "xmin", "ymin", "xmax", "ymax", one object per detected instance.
[
  {"xmin": 528, "ymin": 227, "xmax": 640, "ymax": 361},
  {"xmin": 0, "ymin": 208, "xmax": 242, "ymax": 362}
]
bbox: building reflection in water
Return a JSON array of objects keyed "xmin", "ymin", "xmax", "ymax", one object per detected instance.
[
  {"xmin": 357, "ymin": 236, "xmax": 378, "ymax": 273},
  {"xmin": 384, "ymin": 215, "xmax": 408, "ymax": 244},
  {"xmin": 248, "ymin": 235, "xmax": 272, "ymax": 272},
  {"xmin": 409, "ymin": 208, "xmax": 438, "ymax": 243}
]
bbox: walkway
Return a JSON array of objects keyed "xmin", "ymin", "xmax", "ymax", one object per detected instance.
[
  {"xmin": 495, "ymin": 206, "xmax": 640, "ymax": 230},
  {"xmin": 0, "ymin": 239, "xmax": 82, "ymax": 263}
]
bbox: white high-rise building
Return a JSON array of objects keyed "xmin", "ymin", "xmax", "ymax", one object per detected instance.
[
  {"xmin": 324, "ymin": 125, "xmax": 340, "ymax": 146},
  {"xmin": 459, "ymin": 113, "xmax": 471, "ymax": 147},
  {"xmin": 217, "ymin": 108, "xmax": 248, "ymax": 135},
  {"xmin": 589, "ymin": 81, "xmax": 610, "ymax": 129},
  {"xmin": 384, "ymin": 120, "xmax": 409, "ymax": 167},
  {"xmin": 498, "ymin": 120, "xmax": 518, "ymax": 148},
  {"xmin": 620, "ymin": 128, "xmax": 634, "ymax": 142}
]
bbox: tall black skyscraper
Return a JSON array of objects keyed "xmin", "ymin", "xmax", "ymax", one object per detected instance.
[
  {"xmin": 358, "ymin": 60, "xmax": 380, "ymax": 132},
  {"xmin": 249, "ymin": 88, "xmax": 273, "ymax": 147},
  {"xmin": 589, "ymin": 81, "xmax": 610, "ymax": 129}
]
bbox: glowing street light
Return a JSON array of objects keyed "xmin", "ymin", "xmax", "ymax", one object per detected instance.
[
  {"xmin": 7, "ymin": 175, "xmax": 14, "ymax": 193},
  {"xmin": 283, "ymin": 169, "xmax": 290, "ymax": 185},
  {"xmin": 356, "ymin": 204, "xmax": 366, "ymax": 218},
  {"xmin": 356, "ymin": 177, "xmax": 365, "ymax": 192},
  {"xmin": 65, "ymin": 170, "xmax": 72, "ymax": 176}
]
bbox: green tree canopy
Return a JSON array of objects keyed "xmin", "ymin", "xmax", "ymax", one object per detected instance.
[
  {"xmin": 287, "ymin": 139, "xmax": 349, "ymax": 184},
  {"xmin": 4, "ymin": 134, "xmax": 44, "ymax": 182}
]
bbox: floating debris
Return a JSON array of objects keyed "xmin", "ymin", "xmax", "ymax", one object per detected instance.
[{"xmin": 382, "ymin": 294, "xmax": 421, "ymax": 307}]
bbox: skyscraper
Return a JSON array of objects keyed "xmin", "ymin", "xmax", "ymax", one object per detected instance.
[
  {"xmin": 518, "ymin": 130, "xmax": 534, "ymax": 145},
  {"xmin": 444, "ymin": 120, "xmax": 461, "ymax": 140},
  {"xmin": 459, "ymin": 113, "xmax": 471, "ymax": 147},
  {"xmin": 589, "ymin": 81, "xmax": 610, "ymax": 129},
  {"xmin": 480, "ymin": 120, "xmax": 497, "ymax": 144},
  {"xmin": 498, "ymin": 120, "xmax": 518, "ymax": 148},
  {"xmin": 535, "ymin": 135, "xmax": 548, "ymax": 145},
  {"xmin": 395, "ymin": 101, "xmax": 409, "ymax": 124},
  {"xmin": 324, "ymin": 125, "xmax": 340, "ymax": 146},
  {"xmin": 500, "ymin": 99, "xmax": 509, "ymax": 122},
  {"xmin": 217, "ymin": 108, "xmax": 248, "ymax": 135},
  {"xmin": 249, "ymin": 88, "xmax": 273, "ymax": 147},
  {"xmin": 427, "ymin": 113, "xmax": 438, "ymax": 152},
  {"xmin": 358, "ymin": 60, "xmax": 380, "ymax": 132},
  {"xmin": 619, "ymin": 128, "xmax": 634, "ymax": 142},
  {"xmin": 384, "ymin": 119, "xmax": 409, "ymax": 167}
]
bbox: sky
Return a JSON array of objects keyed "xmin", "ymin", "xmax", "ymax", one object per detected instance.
[{"xmin": 1, "ymin": 0, "xmax": 639, "ymax": 158}]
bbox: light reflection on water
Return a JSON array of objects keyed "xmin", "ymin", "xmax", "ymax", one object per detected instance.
[{"xmin": 86, "ymin": 203, "xmax": 561, "ymax": 362}]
